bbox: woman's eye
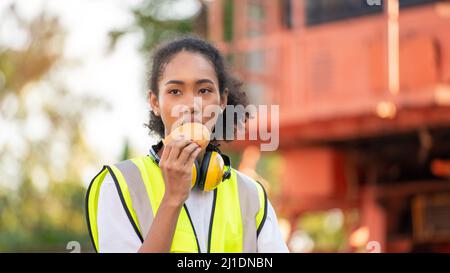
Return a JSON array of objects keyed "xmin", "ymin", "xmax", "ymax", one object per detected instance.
[
  {"xmin": 199, "ymin": 88, "xmax": 212, "ymax": 94},
  {"xmin": 168, "ymin": 89, "xmax": 181, "ymax": 95}
]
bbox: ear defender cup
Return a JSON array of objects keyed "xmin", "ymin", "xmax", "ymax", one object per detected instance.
[
  {"xmin": 191, "ymin": 159, "xmax": 200, "ymax": 189},
  {"xmin": 208, "ymin": 152, "xmax": 228, "ymax": 190},
  {"xmin": 201, "ymin": 151, "xmax": 225, "ymax": 191}
]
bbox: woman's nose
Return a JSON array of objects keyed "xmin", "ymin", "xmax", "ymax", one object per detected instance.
[{"xmin": 181, "ymin": 95, "xmax": 202, "ymax": 122}]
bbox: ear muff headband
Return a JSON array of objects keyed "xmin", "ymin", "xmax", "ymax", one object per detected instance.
[
  {"xmin": 198, "ymin": 150, "xmax": 212, "ymax": 191},
  {"xmin": 192, "ymin": 160, "xmax": 200, "ymax": 189},
  {"xmin": 221, "ymin": 154, "xmax": 231, "ymax": 180}
]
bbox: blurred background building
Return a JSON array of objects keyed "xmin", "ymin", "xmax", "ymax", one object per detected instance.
[
  {"xmin": 206, "ymin": 0, "xmax": 450, "ymax": 252},
  {"xmin": 1, "ymin": 0, "xmax": 450, "ymax": 252}
]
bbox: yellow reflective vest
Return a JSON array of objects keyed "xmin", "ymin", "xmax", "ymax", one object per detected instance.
[{"xmin": 85, "ymin": 155, "xmax": 267, "ymax": 253}]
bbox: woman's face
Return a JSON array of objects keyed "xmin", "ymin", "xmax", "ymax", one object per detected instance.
[{"xmin": 149, "ymin": 51, "xmax": 227, "ymax": 137}]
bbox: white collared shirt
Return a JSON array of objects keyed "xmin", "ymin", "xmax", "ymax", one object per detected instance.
[{"xmin": 95, "ymin": 173, "xmax": 289, "ymax": 253}]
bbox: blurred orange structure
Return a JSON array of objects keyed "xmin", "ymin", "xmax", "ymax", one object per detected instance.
[
  {"xmin": 237, "ymin": 145, "xmax": 271, "ymax": 193},
  {"xmin": 206, "ymin": 0, "xmax": 450, "ymax": 252}
]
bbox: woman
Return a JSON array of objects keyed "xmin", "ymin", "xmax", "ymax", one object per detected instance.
[{"xmin": 85, "ymin": 36, "xmax": 288, "ymax": 253}]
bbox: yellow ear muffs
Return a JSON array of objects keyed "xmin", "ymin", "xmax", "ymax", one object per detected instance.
[
  {"xmin": 150, "ymin": 140, "xmax": 231, "ymax": 192},
  {"xmin": 201, "ymin": 151, "xmax": 225, "ymax": 191}
]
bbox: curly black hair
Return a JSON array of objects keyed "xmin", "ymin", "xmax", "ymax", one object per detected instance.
[{"xmin": 145, "ymin": 34, "xmax": 250, "ymax": 144}]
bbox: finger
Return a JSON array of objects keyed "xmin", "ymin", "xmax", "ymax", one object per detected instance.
[
  {"xmin": 167, "ymin": 138, "xmax": 192, "ymax": 163},
  {"xmin": 186, "ymin": 146, "xmax": 202, "ymax": 166},
  {"xmin": 178, "ymin": 142, "xmax": 200, "ymax": 164}
]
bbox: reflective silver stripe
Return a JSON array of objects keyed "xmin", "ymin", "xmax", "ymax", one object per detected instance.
[
  {"xmin": 235, "ymin": 170, "xmax": 261, "ymax": 253},
  {"xmin": 115, "ymin": 160, "xmax": 154, "ymax": 237}
]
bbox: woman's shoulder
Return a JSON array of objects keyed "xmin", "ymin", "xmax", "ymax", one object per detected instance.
[
  {"xmin": 89, "ymin": 155, "xmax": 151, "ymax": 187},
  {"xmin": 113, "ymin": 155, "xmax": 154, "ymax": 167},
  {"xmin": 233, "ymin": 168, "xmax": 261, "ymax": 183},
  {"xmin": 104, "ymin": 155, "xmax": 157, "ymax": 175},
  {"xmin": 232, "ymin": 168, "xmax": 267, "ymax": 193}
]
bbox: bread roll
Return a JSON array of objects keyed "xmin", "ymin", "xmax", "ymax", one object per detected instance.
[{"xmin": 163, "ymin": 122, "xmax": 211, "ymax": 149}]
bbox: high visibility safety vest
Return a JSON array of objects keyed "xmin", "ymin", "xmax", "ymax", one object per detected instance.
[{"xmin": 85, "ymin": 155, "xmax": 268, "ymax": 253}]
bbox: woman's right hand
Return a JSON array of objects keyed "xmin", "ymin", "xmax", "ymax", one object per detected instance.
[{"xmin": 159, "ymin": 137, "xmax": 202, "ymax": 206}]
